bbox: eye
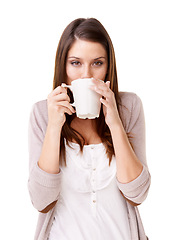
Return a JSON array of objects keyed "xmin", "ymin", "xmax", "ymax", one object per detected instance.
[
  {"xmin": 71, "ymin": 61, "xmax": 81, "ymax": 66},
  {"xmin": 93, "ymin": 61, "xmax": 103, "ymax": 66}
]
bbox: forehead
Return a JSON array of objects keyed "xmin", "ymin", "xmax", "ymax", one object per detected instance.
[{"xmin": 67, "ymin": 39, "xmax": 107, "ymax": 58}]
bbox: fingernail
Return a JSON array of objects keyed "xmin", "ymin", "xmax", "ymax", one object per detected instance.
[{"xmin": 106, "ymin": 81, "xmax": 110, "ymax": 87}]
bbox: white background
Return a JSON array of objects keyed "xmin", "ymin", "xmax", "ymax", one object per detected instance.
[{"xmin": 0, "ymin": 0, "xmax": 173, "ymax": 239}]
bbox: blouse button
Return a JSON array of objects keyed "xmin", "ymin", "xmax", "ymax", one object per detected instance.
[{"xmin": 93, "ymin": 200, "xmax": 96, "ymax": 203}]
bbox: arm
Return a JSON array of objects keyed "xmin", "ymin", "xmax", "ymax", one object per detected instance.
[
  {"xmin": 28, "ymin": 86, "xmax": 75, "ymax": 212},
  {"xmin": 28, "ymin": 101, "xmax": 62, "ymax": 212},
  {"xmin": 90, "ymin": 79, "xmax": 151, "ymax": 205},
  {"xmin": 115, "ymin": 93, "xmax": 151, "ymax": 205},
  {"xmin": 110, "ymin": 120, "xmax": 143, "ymax": 184}
]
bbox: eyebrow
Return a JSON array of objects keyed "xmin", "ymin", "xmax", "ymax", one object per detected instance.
[{"xmin": 68, "ymin": 56, "xmax": 106, "ymax": 60}]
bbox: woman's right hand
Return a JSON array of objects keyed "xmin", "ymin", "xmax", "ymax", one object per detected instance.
[{"xmin": 47, "ymin": 86, "xmax": 75, "ymax": 129}]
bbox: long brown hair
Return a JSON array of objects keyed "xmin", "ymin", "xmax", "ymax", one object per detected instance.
[{"xmin": 53, "ymin": 18, "xmax": 121, "ymax": 166}]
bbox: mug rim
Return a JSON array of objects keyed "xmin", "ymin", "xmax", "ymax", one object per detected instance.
[{"xmin": 71, "ymin": 78, "xmax": 93, "ymax": 85}]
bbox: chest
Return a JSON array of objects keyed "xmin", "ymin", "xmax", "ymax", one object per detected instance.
[{"xmin": 60, "ymin": 141, "xmax": 117, "ymax": 193}]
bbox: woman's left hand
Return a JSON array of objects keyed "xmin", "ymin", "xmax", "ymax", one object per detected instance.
[{"xmin": 90, "ymin": 78, "xmax": 121, "ymax": 129}]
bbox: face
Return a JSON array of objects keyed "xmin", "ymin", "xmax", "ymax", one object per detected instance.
[{"xmin": 66, "ymin": 39, "xmax": 108, "ymax": 84}]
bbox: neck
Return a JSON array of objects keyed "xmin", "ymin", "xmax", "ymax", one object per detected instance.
[
  {"xmin": 71, "ymin": 117, "xmax": 97, "ymax": 129},
  {"xmin": 70, "ymin": 117, "xmax": 101, "ymax": 144}
]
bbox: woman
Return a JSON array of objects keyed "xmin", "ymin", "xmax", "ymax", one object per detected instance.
[{"xmin": 28, "ymin": 18, "xmax": 151, "ymax": 240}]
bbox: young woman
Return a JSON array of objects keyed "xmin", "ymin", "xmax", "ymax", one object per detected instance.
[{"xmin": 28, "ymin": 18, "xmax": 151, "ymax": 240}]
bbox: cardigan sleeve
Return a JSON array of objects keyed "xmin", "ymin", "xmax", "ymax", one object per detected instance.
[
  {"xmin": 116, "ymin": 93, "xmax": 151, "ymax": 204},
  {"xmin": 28, "ymin": 101, "xmax": 62, "ymax": 212}
]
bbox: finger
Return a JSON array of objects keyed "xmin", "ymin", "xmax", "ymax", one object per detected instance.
[
  {"xmin": 64, "ymin": 108, "xmax": 75, "ymax": 115},
  {"xmin": 91, "ymin": 85, "xmax": 109, "ymax": 98},
  {"xmin": 92, "ymin": 81, "xmax": 113, "ymax": 99},
  {"xmin": 57, "ymin": 101, "xmax": 76, "ymax": 113},
  {"xmin": 100, "ymin": 97, "xmax": 109, "ymax": 107},
  {"xmin": 91, "ymin": 79, "xmax": 109, "ymax": 91},
  {"xmin": 51, "ymin": 92, "xmax": 70, "ymax": 103},
  {"xmin": 105, "ymin": 81, "xmax": 110, "ymax": 88},
  {"xmin": 97, "ymin": 81, "xmax": 110, "ymax": 91},
  {"xmin": 57, "ymin": 105, "xmax": 74, "ymax": 116},
  {"xmin": 91, "ymin": 78, "xmax": 104, "ymax": 84},
  {"xmin": 49, "ymin": 86, "xmax": 67, "ymax": 97}
]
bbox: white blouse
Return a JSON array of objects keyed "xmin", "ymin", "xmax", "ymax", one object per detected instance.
[{"xmin": 48, "ymin": 140, "xmax": 131, "ymax": 240}]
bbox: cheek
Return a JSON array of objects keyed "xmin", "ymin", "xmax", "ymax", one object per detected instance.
[
  {"xmin": 94, "ymin": 66, "xmax": 108, "ymax": 80},
  {"xmin": 66, "ymin": 65, "xmax": 80, "ymax": 82}
]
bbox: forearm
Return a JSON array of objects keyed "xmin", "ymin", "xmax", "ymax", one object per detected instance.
[
  {"xmin": 28, "ymin": 163, "xmax": 61, "ymax": 211},
  {"xmin": 38, "ymin": 124, "xmax": 61, "ymax": 174},
  {"xmin": 110, "ymin": 121, "xmax": 143, "ymax": 184}
]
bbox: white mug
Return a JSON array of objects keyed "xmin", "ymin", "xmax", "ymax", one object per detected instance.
[{"xmin": 62, "ymin": 78, "xmax": 102, "ymax": 119}]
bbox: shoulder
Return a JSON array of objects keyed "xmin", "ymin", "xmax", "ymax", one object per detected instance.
[
  {"xmin": 29, "ymin": 99, "xmax": 48, "ymax": 134},
  {"xmin": 119, "ymin": 91, "xmax": 142, "ymax": 107},
  {"xmin": 32, "ymin": 99, "xmax": 47, "ymax": 113},
  {"xmin": 118, "ymin": 92, "xmax": 144, "ymax": 132},
  {"xmin": 31, "ymin": 99, "xmax": 48, "ymax": 115}
]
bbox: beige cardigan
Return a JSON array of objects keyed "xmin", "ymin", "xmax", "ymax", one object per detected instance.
[{"xmin": 28, "ymin": 92, "xmax": 151, "ymax": 240}]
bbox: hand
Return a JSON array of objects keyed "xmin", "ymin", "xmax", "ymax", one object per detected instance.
[
  {"xmin": 90, "ymin": 79, "xmax": 121, "ymax": 129},
  {"xmin": 47, "ymin": 86, "xmax": 76, "ymax": 129}
]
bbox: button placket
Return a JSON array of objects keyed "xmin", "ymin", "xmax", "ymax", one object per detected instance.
[{"xmin": 90, "ymin": 147, "xmax": 97, "ymax": 216}]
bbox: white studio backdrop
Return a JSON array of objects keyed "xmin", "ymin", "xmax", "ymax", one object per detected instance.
[{"xmin": 0, "ymin": 0, "xmax": 172, "ymax": 239}]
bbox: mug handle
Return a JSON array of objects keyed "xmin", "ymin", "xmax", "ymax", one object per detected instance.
[
  {"xmin": 61, "ymin": 83, "xmax": 75, "ymax": 107},
  {"xmin": 61, "ymin": 83, "xmax": 72, "ymax": 90}
]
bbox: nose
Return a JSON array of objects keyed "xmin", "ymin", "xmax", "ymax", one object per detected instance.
[{"xmin": 81, "ymin": 65, "xmax": 92, "ymax": 79}]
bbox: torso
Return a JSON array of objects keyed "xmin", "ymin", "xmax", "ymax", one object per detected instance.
[{"xmin": 48, "ymin": 140, "xmax": 131, "ymax": 240}]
